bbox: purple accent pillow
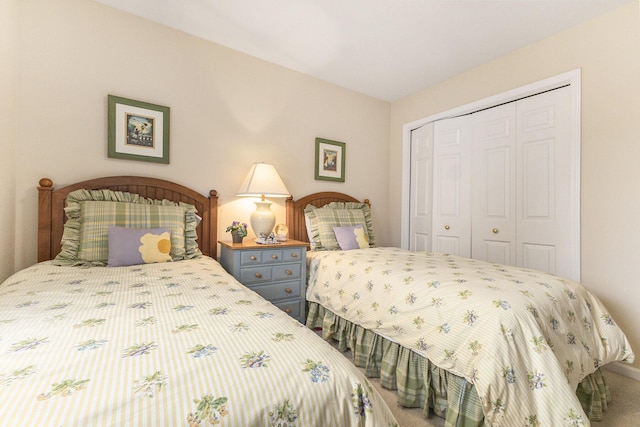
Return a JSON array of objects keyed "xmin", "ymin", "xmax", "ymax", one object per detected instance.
[
  {"xmin": 107, "ymin": 227, "xmax": 172, "ymax": 267},
  {"xmin": 333, "ymin": 225, "xmax": 369, "ymax": 250}
]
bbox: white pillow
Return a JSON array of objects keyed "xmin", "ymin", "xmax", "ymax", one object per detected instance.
[{"xmin": 304, "ymin": 213, "xmax": 316, "ymax": 250}]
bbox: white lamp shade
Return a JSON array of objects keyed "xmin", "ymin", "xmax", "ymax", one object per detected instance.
[{"xmin": 236, "ymin": 163, "xmax": 290, "ymax": 198}]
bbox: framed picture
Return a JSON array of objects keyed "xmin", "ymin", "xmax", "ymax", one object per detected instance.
[
  {"xmin": 108, "ymin": 95, "xmax": 170, "ymax": 164},
  {"xmin": 315, "ymin": 137, "xmax": 345, "ymax": 182}
]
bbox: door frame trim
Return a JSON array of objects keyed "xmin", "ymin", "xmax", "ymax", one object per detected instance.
[{"xmin": 400, "ymin": 68, "xmax": 581, "ymax": 280}]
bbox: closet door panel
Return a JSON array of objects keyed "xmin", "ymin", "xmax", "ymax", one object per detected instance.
[
  {"xmin": 432, "ymin": 116, "xmax": 471, "ymax": 257},
  {"xmin": 409, "ymin": 124, "xmax": 434, "ymax": 252},
  {"xmin": 522, "ymin": 139, "xmax": 554, "ymax": 219},
  {"xmin": 516, "ymin": 87, "xmax": 573, "ymax": 278},
  {"xmin": 471, "ymin": 103, "xmax": 517, "ymax": 264},
  {"xmin": 485, "ymin": 241, "xmax": 512, "ymax": 265},
  {"xmin": 522, "ymin": 243, "xmax": 556, "ymax": 274}
]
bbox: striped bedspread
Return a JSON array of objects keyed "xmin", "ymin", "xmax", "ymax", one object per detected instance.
[
  {"xmin": 0, "ymin": 257, "xmax": 398, "ymax": 426},
  {"xmin": 307, "ymin": 248, "xmax": 634, "ymax": 426}
]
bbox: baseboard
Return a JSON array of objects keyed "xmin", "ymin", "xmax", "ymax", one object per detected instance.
[{"xmin": 604, "ymin": 361, "xmax": 640, "ymax": 381}]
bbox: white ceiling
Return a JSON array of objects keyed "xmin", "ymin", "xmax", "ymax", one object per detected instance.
[{"xmin": 94, "ymin": 0, "xmax": 633, "ymax": 102}]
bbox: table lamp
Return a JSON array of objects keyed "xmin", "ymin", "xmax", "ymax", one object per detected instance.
[{"xmin": 236, "ymin": 162, "xmax": 290, "ymax": 238}]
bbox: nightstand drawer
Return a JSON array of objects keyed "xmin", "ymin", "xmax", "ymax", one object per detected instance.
[
  {"xmin": 250, "ymin": 280, "xmax": 301, "ymax": 302},
  {"xmin": 282, "ymin": 247, "xmax": 304, "ymax": 262},
  {"xmin": 239, "ymin": 266, "xmax": 273, "ymax": 284},
  {"xmin": 261, "ymin": 249, "xmax": 284, "ymax": 263},
  {"xmin": 240, "ymin": 251, "xmax": 263, "ymax": 265},
  {"xmin": 273, "ymin": 264, "xmax": 302, "ymax": 281},
  {"xmin": 273, "ymin": 299, "xmax": 301, "ymax": 319},
  {"xmin": 239, "ymin": 248, "xmax": 304, "ymax": 266}
]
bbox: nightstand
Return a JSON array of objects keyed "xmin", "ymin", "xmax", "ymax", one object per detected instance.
[{"xmin": 219, "ymin": 239, "xmax": 308, "ymax": 322}]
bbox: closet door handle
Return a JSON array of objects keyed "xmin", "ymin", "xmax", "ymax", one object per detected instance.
[
  {"xmin": 444, "ymin": 225, "xmax": 450, "ymax": 230},
  {"xmin": 492, "ymin": 228, "xmax": 499, "ymax": 234}
]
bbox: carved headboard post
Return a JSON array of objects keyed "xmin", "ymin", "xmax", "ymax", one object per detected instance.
[
  {"xmin": 206, "ymin": 190, "xmax": 219, "ymax": 258},
  {"xmin": 285, "ymin": 196, "xmax": 302, "ymax": 243},
  {"xmin": 37, "ymin": 178, "xmax": 54, "ymax": 262}
]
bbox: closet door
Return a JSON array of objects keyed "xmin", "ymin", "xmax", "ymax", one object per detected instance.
[
  {"xmin": 408, "ymin": 79, "xmax": 579, "ymax": 281},
  {"xmin": 516, "ymin": 86, "xmax": 574, "ymax": 279},
  {"xmin": 432, "ymin": 115, "xmax": 472, "ymax": 257},
  {"xmin": 471, "ymin": 103, "xmax": 517, "ymax": 265},
  {"xmin": 409, "ymin": 123, "xmax": 434, "ymax": 252}
]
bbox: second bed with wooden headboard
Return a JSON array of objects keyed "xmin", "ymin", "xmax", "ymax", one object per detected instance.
[
  {"xmin": 286, "ymin": 191, "xmax": 370, "ymax": 246},
  {"xmin": 287, "ymin": 191, "xmax": 634, "ymax": 427},
  {"xmin": 0, "ymin": 177, "xmax": 399, "ymax": 426}
]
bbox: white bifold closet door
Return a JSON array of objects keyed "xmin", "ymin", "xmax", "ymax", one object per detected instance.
[
  {"xmin": 471, "ymin": 102, "xmax": 517, "ymax": 266},
  {"xmin": 514, "ymin": 87, "xmax": 574, "ymax": 276},
  {"xmin": 408, "ymin": 122, "xmax": 434, "ymax": 252},
  {"xmin": 431, "ymin": 115, "xmax": 472, "ymax": 258},
  {"xmin": 410, "ymin": 85, "xmax": 578, "ymax": 281}
]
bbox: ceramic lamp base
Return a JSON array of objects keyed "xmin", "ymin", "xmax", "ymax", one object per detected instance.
[{"xmin": 250, "ymin": 201, "xmax": 276, "ymax": 238}]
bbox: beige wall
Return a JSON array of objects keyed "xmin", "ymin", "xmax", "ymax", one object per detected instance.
[
  {"xmin": 7, "ymin": 0, "xmax": 639, "ymax": 377},
  {"xmin": 12, "ymin": 0, "xmax": 390, "ymax": 273},
  {"xmin": 390, "ymin": 3, "xmax": 640, "ymax": 373},
  {"xmin": 0, "ymin": 0, "xmax": 17, "ymax": 281}
]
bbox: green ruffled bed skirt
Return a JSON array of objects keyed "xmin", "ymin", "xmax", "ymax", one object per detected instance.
[{"xmin": 306, "ymin": 302, "xmax": 611, "ymax": 426}]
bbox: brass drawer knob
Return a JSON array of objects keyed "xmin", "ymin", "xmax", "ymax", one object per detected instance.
[
  {"xmin": 492, "ymin": 228, "xmax": 499, "ymax": 234},
  {"xmin": 285, "ymin": 288, "xmax": 292, "ymax": 294},
  {"xmin": 272, "ymin": 254, "xmax": 278, "ymax": 260},
  {"xmin": 291, "ymin": 253, "xmax": 298, "ymax": 258},
  {"xmin": 285, "ymin": 308, "xmax": 291, "ymax": 314},
  {"xmin": 444, "ymin": 225, "xmax": 450, "ymax": 230},
  {"xmin": 250, "ymin": 255, "xmax": 256, "ymax": 261},
  {"xmin": 285, "ymin": 269, "xmax": 292, "ymax": 275},
  {"xmin": 255, "ymin": 273, "xmax": 262, "ymax": 279}
]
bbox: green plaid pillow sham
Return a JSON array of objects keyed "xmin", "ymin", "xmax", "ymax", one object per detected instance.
[
  {"xmin": 304, "ymin": 202, "xmax": 375, "ymax": 251},
  {"xmin": 54, "ymin": 189, "xmax": 202, "ymax": 266}
]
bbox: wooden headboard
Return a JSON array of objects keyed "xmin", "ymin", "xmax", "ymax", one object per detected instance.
[
  {"xmin": 37, "ymin": 176, "xmax": 218, "ymax": 262},
  {"xmin": 285, "ymin": 192, "xmax": 370, "ymax": 244}
]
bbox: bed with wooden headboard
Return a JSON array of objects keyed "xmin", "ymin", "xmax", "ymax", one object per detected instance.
[
  {"xmin": 0, "ymin": 177, "xmax": 400, "ymax": 426},
  {"xmin": 37, "ymin": 176, "xmax": 218, "ymax": 261},
  {"xmin": 285, "ymin": 191, "xmax": 369, "ymax": 244},
  {"xmin": 287, "ymin": 190, "xmax": 632, "ymax": 427}
]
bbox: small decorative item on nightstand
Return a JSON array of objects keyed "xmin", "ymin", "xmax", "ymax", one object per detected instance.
[
  {"xmin": 274, "ymin": 224, "xmax": 289, "ymax": 241},
  {"xmin": 218, "ymin": 239, "xmax": 308, "ymax": 322},
  {"xmin": 255, "ymin": 232, "xmax": 279, "ymax": 244},
  {"xmin": 226, "ymin": 221, "xmax": 248, "ymax": 244}
]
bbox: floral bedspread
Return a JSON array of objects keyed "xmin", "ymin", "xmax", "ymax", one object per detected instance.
[
  {"xmin": 307, "ymin": 248, "xmax": 635, "ymax": 426},
  {"xmin": 0, "ymin": 257, "xmax": 398, "ymax": 427}
]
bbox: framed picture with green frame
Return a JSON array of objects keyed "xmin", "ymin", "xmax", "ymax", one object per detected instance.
[
  {"xmin": 107, "ymin": 95, "xmax": 170, "ymax": 164},
  {"xmin": 314, "ymin": 137, "xmax": 345, "ymax": 182}
]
